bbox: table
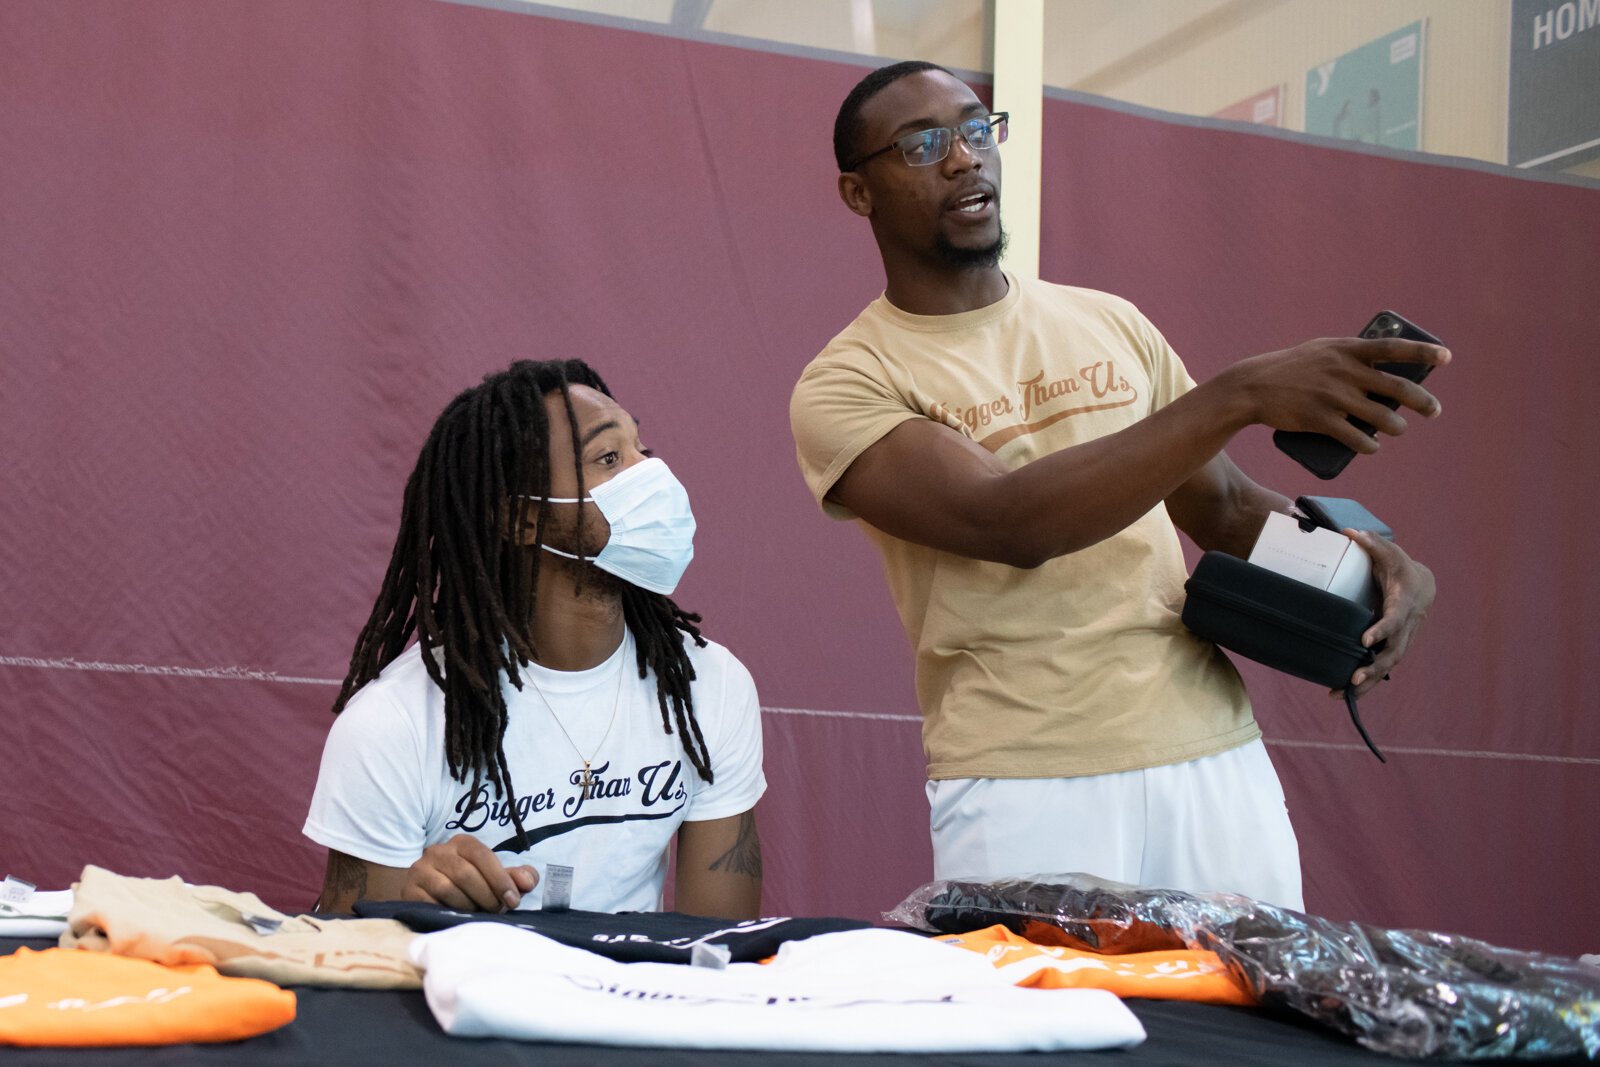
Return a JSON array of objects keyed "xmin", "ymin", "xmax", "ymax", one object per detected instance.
[{"xmin": 2, "ymin": 936, "xmax": 1585, "ymax": 1064}]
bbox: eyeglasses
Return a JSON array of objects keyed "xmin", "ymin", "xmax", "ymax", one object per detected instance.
[{"xmin": 846, "ymin": 112, "xmax": 1009, "ymax": 171}]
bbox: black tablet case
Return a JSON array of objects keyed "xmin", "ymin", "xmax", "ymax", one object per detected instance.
[{"xmin": 1182, "ymin": 549, "xmax": 1386, "ymax": 761}]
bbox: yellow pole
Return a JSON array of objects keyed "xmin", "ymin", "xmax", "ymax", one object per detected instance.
[{"xmin": 990, "ymin": 0, "xmax": 1044, "ymax": 280}]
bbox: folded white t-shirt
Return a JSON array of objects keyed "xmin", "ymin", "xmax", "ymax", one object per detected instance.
[
  {"xmin": 412, "ymin": 923, "xmax": 1145, "ymax": 1053},
  {"xmin": 0, "ymin": 889, "xmax": 74, "ymax": 938}
]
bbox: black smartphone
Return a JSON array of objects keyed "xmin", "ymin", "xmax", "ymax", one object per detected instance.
[
  {"xmin": 1295, "ymin": 495, "xmax": 1393, "ymax": 540},
  {"xmin": 1273, "ymin": 310, "xmax": 1444, "ymax": 480}
]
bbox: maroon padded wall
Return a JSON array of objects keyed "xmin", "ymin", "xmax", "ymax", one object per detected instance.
[
  {"xmin": 1040, "ymin": 93, "xmax": 1599, "ymax": 952},
  {"xmin": 0, "ymin": 0, "xmax": 917, "ymax": 922},
  {"xmin": 0, "ymin": 0, "xmax": 1592, "ymax": 954}
]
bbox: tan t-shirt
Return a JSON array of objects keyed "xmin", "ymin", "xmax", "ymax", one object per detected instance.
[{"xmin": 790, "ymin": 276, "xmax": 1257, "ymax": 779}]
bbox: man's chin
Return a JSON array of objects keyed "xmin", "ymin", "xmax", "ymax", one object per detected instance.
[
  {"xmin": 575, "ymin": 560, "xmax": 629, "ymax": 602},
  {"xmin": 934, "ymin": 226, "xmax": 1008, "ymax": 271},
  {"xmin": 544, "ymin": 549, "xmax": 628, "ymax": 601}
]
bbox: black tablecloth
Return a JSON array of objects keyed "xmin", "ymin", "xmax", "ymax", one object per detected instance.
[{"xmin": 2, "ymin": 936, "xmax": 1585, "ymax": 1064}]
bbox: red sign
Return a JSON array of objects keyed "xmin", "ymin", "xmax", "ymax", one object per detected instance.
[{"xmin": 1213, "ymin": 86, "xmax": 1283, "ymax": 126}]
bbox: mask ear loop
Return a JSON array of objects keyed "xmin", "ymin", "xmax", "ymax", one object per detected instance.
[
  {"xmin": 517, "ymin": 492, "xmax": 598, "ymax": 565},
  {"xmin": 1344, "ymin": 687, "xmax": 1386, "ymax": 763}
]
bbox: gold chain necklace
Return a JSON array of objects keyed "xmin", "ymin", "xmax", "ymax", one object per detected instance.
[{"xmin": 524, "ymin": 647, "xmax": 626, "ymax": 799}]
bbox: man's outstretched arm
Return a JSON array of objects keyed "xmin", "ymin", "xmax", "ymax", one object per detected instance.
[{"xmin": 826, "ymin": 336, "xmax": 1447, "ymax": 569}]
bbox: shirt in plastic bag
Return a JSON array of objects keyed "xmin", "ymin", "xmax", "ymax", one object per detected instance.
[{"xmin": 885, "ymin": 874, "xmax": 1599, "ymax": 1060}]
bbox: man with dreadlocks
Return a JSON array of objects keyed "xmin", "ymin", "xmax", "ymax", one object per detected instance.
[{"xmin": 305, "ymin": 359, "xmax": 765, "ymax": 919}]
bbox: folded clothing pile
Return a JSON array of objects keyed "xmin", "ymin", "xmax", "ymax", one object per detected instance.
[
  {"xmin": 1, "ymin": 864, "xmax": 427, "ymax": 1048},
  {"xmin": 64, "ymin": 864, "xmax": 420, "ymax": 989}
]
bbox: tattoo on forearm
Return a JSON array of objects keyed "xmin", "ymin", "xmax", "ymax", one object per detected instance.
[
  {"xmin": 708, "ymin": 811, "xmax": 762, "ymax": 879},
  {"xmin": 320, "ymin": 850, "xmax": 368, "ymax": 907}
]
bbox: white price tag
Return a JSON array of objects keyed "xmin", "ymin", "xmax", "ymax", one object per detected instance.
[
  {"xmin": 1, "ymin": 877, "xmax": 36, "ymax": 906},
  {"xmin": 542, "ymin": 864, "xmax": 573, "ymax": 912},
  {"xmin": 690, "ymin": 942, "xmax": 731, "ymax": 970}
]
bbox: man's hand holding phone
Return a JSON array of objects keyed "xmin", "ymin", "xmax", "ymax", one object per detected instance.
[{"xmin": 1271, "ymin": 311, "xmax": 1450, "ymax": 479}]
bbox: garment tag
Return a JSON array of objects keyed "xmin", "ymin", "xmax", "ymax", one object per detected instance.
[
  {"xmin": 0, "ymin": 877, "xmax": 36, "ymax": 906},
  {"xmin": 241, "ymin": 912, "xmax": 284, "ymax": 936},
  {"xmin": 542, "ymin": 864, "xmax": 574, "ymax": 912},
  {"xmin": 690, "ymin": 942, "xmax": 731, "ymax": 970}
]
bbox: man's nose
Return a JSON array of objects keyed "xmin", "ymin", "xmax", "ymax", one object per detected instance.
[{"xmin": 942, "ymin": 134, "xmax": 983, "ymax": 174}]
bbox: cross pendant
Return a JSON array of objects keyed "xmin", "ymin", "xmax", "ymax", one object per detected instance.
[{"xmin": 579, "ymin": 763, "xmax": 593, "ymax": 798}]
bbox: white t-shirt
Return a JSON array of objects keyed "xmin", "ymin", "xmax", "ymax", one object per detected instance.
[
  {"xmin": 412, "ymin": 923, "xmax": 1146, "ymax": 1053},
  {"xmin": 303, "ymin": 632, "xmax": 766, "ymax": 913}
]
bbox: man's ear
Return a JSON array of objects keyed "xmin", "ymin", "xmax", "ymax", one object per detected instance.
[
  {"xmin": 838, "ymin": 171, "xmax": 872, "ymax": 218},
  {"xmin": 501, "ymin": 500, "xmax": 541, "ymax": 547}
]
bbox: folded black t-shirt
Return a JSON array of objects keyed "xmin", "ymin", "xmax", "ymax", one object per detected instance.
[{"xmin": 351, "ymin": 902, "xmax": 872, "ymax": 964}]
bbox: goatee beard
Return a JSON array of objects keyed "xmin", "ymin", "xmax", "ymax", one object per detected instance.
[
  {"xmin": 569, "ymin": 557, "xmax": 628, "ymax": 603},
  {"xmin": 934, "ymin": 224, "xmax": 1008, "ymax": 271}
]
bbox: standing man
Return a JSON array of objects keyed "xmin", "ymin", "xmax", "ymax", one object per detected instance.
[
  {"xmin": 789, "ymin": 62, "xmax": 1444, "ymax": 909},
  {"xmin": 307, "ymin": 359, "xmax": 765, "ymax": 918}
]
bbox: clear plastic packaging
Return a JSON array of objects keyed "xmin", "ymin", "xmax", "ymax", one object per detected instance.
[{"xmin": 886, "ymin": 875, "xmax": 1600, "ymax": 1060}]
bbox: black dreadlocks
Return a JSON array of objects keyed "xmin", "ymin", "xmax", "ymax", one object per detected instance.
[{"xmin": 332, "ymin": 358, "xmax": 712, "ymax": 850}]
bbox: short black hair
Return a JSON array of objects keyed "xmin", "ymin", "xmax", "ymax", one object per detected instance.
[{"xmin": 833, "ymin": 60, "xmax": 953, "ymax": 171}]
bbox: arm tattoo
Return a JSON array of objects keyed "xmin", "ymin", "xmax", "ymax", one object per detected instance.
[
  {"xmin": 708, "ymin": 811, "xmax": 762, "ymax": 879},
  {"xmin": 319, "ymin": 850, "xmax": 369, "ymax": 909}
]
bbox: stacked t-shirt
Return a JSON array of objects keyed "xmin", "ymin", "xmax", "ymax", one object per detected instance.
[
  {"xmin": 63, "ymin": 865, "xmax": 420, "ymax": 989},
  {"xmin": 411, "ymin": 922, "xmax": 1146, "ymax": 1053},
  {"xmin": 936, "ymin": 923, "xmax": 1254, "ymax": 1004},
  {"xmin": 0, "ymin": 947, "xmax": 294, "ymax": 1046},
  {"xmin": 353, "ymin": 902, "xmax": 871, "ymax": 963}
]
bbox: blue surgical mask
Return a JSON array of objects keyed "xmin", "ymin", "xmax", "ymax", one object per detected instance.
[{"xmin": 524, "ymin": 457, "xmax": 696, "ymax": 595}]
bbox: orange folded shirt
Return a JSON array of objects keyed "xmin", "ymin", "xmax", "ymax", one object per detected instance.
[
  {"xmin": 0, "ymin": 947, "xmax": 295, "ymax": 1047},
  {"xmin": 936, "ymin": 924, "xmax": 1257, "ymax": 1006}
]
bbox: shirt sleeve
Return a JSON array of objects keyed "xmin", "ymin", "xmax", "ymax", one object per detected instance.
[
  {"xmin": 682, "ymin": 644, "xmax": 766, "ymax": 823},
  {"xmin": 302, "ymin": 687, "xmax": 433, "ymax": 869},
  {"xmin": 789, "ymin": 349, "xmax": 923, "ymax": 520},
  {"xmin": 1131, "ymin": 303, "xmax": 1197, "ymax": 411}
]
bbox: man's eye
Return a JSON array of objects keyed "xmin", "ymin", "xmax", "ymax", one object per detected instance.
[
  {"xmin": 596, "ymin": 451, "xmax": 620, "ymax": 467},
  {"xmin": 900, "ymin": 130, "xmax": 941, "ymax": 161}
]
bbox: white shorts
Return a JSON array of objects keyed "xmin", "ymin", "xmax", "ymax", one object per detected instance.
[{"xmin": 925, "ymin": 738, "xmax": 1303, "ymax": 910}]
